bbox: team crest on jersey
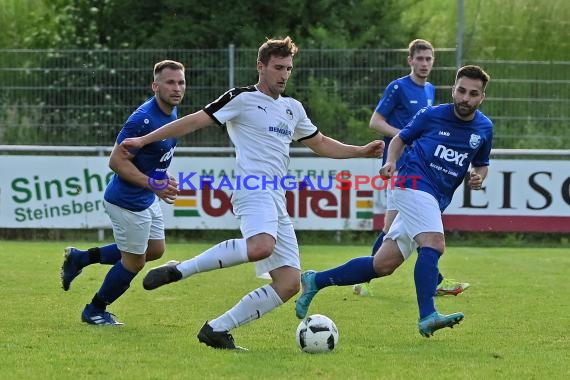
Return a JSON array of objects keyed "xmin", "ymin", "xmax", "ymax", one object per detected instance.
[
  {"xmin": 286, "ymin": 108, "xmax": 293, "ymax": 120},
  {"xmin": 469, "ymin": 134, "xmax": 481, "ymax": 148}
]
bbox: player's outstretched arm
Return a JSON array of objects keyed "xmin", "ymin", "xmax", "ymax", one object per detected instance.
[
  {"xmin": 302, "ymin": 132, "xmax": 384, "ymax": 159},
  {"xmin": 121, "ymin": 110, "xmax": 214, "ymax": 151}
]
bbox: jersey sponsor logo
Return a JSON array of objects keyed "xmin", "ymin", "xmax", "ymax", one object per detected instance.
[
  {"xmin": 439, "ymin": 131, "xmax": 450, "ymax": 136},
  {"xmin": 257, "ymin": 105, "xmax": 267, "ymax": 113},
  {"xmin": 469, "ymin": 134, "xmax": 482, "ymax": 148},
  {"xmin": 410, "ymin": 100, "xmax": 418, "ymax": 104},
  {"xmin": 159, "ymin": 146, "xmax": 175, "ymax": 162},
  {"xmin": 434, "ymin": 144, "xmax": 468, "ymax": 166},
  {"xmin": 268, "ymin": 122, "xmax": 292, "ymax": 137}
]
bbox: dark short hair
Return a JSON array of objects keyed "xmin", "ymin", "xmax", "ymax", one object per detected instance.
[
  {"xmin": 257, "ymin": 36, "xmax": 298, "ymax": 65},
  {"xmin": 153, "ymin": 60, "xmax": 185, "ymax": 77},
  {"xmin": 456, "ymin": 65, "xmax": 491, "ymax": 90},
  {"xmin": 408, "ymin": 39, "xmax": 434, "ymax": 58}
]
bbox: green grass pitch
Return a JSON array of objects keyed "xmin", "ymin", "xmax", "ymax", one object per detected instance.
[{"xmin": 0, "ymin": 241, "xmax": 568, "ymax": 379}]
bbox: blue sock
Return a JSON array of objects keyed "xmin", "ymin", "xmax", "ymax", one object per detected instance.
[
  {"xmin": 72, "ymin": 248, "xmax": 90, "ymax": 268},
  {"xmin": 371, "ymin": 231, "xmax": 386, "ymax": 256},
  {"xmin": 94, "ymin": 261, "xmax": 137, "ymax": 306},
  {"xmin": 99, "ymin": 244, "xmax": 122, "ymax": 264},
  {"xmin": 78, "ymin": 244, "xmax": 122, "ymax": 268},
  {"xmin": 314, "ymin": 257, "xmax": 378, "ymax": 288},
  {"xmin": 417, "ymin": 247, "xmax": 444, "ymax": 286},
  {"xmin": 414, "ymin": 247, "xmax": 442, "ymax": 319}
]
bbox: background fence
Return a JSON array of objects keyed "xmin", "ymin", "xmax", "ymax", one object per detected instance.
[{"xmin": 1, "ymin": 48, "xmax": 569, "ymax": 149}]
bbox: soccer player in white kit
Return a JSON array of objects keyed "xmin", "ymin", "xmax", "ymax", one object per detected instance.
[{"xmin": 121, "ymin": 36, "xmax": 384, "ymax": 350}]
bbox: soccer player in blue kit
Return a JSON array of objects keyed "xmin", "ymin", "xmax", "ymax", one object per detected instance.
[
  {"xmin": 60, "ymin": 60, "xmax": 184, "ymax": 325},
  {"xmin": 296, "ymin": 65, "xmax": 493, "ymax": 337},
  {"xmin": 355, "ymin": 39, "xmax": 469, "ymax": 297}
]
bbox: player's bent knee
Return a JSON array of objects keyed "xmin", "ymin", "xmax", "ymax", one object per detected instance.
[
  {"xmin": 123, "ymin": 259, "xmax": 145, "ymax": 273},
  {"xmin": 422, "ymin": 243, "xmax": 445, "ymax": 254},
  {"xmin": 372, "ymin": 244, "xmax": 404, "ymax": 277},
  {"xmin": 246, "ymin": 234, "xmax": 276, "ymax": 261},
  {"xmin": 145, "ymin": 250, "xmax": 165, "ymax": 262},
  {"xmin": 291, "ymin": 280, "xmax": 301, "ymax": 295},
  {"xmin": 248, "ymin": 247, "xmax": 274, "ymax": 261},
  {"xmin": 416, "ymin": 233, "xmax": 445, "ymax": 253},
  {"xmin": 270, "ymin": 271, "xmax": 300, "ymax": 301},
  {"xmin": 145, "ymin": 240, "xmax": 166, "ymax": 261},
  {"xmin": 373, "ymin": 262, "xmax": 397, "ymax": 277},
  {"xmin": 274, "ymin": 282, "xmax": 299, "ymax": 302},
  {"xmin": 133, "ymin": 262, "xmax": 146, "ymax": 273}
]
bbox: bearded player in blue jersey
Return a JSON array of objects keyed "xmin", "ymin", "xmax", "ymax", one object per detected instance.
[
  {"xmin": 355, "ymin": 39, "xmax": 469, "ymax": 297},
  {"xmin": 60, "ymin": 60, "xmax": 185, "ymax": 325},
  {"xmin": 296, "ymin": 65, "xmax": 492, "ymax": 337}
]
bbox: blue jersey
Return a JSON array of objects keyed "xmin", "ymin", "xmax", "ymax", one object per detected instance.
[
  {"xmin": 104, "ymin": 97, "xmax": 178, "ymax": 212},
  {"xmin": 375, "ymin": 75, "xmax": 435, "ymax": 164},
  {"xmin": 397, "ymin": 104, "xmax": 493, "ymax": 212}
]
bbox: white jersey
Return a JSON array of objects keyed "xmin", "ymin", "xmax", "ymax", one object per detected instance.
[{"xmin": 204, "ymin": 85, "xmax": 318, "ymax": 182}]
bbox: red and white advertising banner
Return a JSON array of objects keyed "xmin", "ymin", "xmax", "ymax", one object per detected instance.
[{"xmin": 1, "ymin": 156, "xmax": 568, "ymax": 232}]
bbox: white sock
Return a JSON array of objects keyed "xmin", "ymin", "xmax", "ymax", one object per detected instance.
[
  {"xmin": 209, "ymin": 284, "xmax": 283, "ymax": 332},
  {"xmin": 177, "ymin": 238, "xmax": 248, "ymax": 279}
]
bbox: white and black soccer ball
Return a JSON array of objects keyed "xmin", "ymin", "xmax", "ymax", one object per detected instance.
[{"xmin": 296, "ymin": 314, "xmax": 339, "ymax": 353}]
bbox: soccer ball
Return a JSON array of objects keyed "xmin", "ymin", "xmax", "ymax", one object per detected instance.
[{"xmin": 295, "ymin": 314, "xmax": 339, "ymax": 353}]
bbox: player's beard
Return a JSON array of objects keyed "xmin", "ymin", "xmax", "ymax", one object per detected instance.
[
  {"xmin": 454, "ymin": 101, "xmax": 476, "ymax": 118},
  {"xmin": 158, "ymin": 87, "xmax": 183, "ymax": 106}
]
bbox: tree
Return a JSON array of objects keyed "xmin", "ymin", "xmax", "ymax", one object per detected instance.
[
  {"xmin": 402, "ymin": 0, "xmax": 570, "ymax": 61},
  {"xmin": 0, "ymin": 0, "xmax": 51, "ymax": 48},
  {"xmin": 20, "ymin": 0, "xmax": 409, "ymax": 49}
]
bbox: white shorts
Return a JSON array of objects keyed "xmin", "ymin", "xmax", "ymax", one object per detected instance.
[
  {"xmin": 385, "ymin": 170, "xmax": 399, "ymax": 211},
  {"xmin": 232, "ymin": 190, "xmax": 299, "ymax": 276},
  {"xmin": 104, "ymin": 198, "xmax": 165, "ymax": 255},
  {"xmin": 385, "ymin": 189, "xmax": 443, "ymax": 260},
  {"xmin": 386, "ymin": 186, "xmax": 396, "ymax": 211}
]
